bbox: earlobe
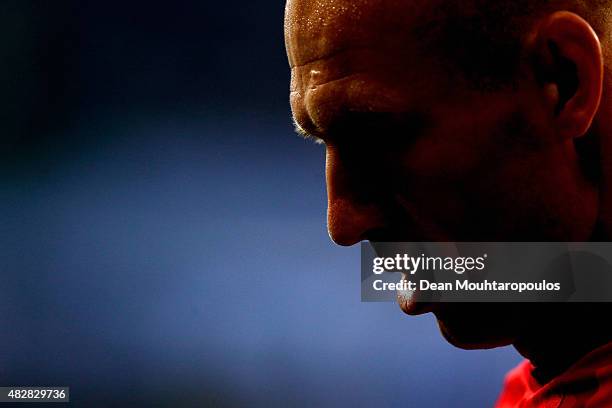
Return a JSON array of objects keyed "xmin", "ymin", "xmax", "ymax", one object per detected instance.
[{"xmin": 532, "ymin": 11, "xmax": 603, "ymax": 138}]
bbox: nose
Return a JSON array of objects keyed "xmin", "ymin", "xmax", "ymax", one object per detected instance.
[{"xmin": 325, "ymin": 146, "xmax": 386, "ymax": 246}]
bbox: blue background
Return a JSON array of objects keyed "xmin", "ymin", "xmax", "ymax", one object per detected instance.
[{"xmin": 0, "ymin": 1, "xmax": 521, "ymax": 406}]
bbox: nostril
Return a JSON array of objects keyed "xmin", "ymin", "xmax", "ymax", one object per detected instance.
[
  {"xmin": 364, "ymin": 227, "xmax": 398, "ymax": 242},
  {"xmin": 327, "ymin": 215, "xmax": 363, "ymax": 246},
  {"xmin": 328, "ymin": 230, "xmax": 361, "ymax": 246}
]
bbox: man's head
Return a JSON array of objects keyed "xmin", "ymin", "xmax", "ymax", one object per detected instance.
[{"xmin": 285, "ymin": 0, "xmax": 611, "ymax": 348}]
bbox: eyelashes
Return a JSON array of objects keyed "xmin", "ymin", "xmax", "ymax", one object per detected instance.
[{"xmin": 293, "ymin": 120, "xmax": 325, "ymax": 145}]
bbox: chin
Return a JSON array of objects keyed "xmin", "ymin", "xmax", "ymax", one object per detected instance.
[
  {"xmin": 437, "ymin": 318, "xmax": 515, "ymax": 350},
  {"xmin": 433, "ymin": 304, "xmax": 520, "ymax": 350}
]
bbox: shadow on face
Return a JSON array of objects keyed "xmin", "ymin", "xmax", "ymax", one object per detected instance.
[{"xmin": 286, "ymin": 0, "xmax": 605, "ymax": 348}]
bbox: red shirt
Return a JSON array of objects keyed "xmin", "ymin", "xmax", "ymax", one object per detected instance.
[{"xmin": 495, "ymin": 342, "xmax": 612, "ymax": 407}]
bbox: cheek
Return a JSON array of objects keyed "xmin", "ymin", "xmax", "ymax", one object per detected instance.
[
  {"xmin": 394, "ymin": 110, "xmax": 511, "ymax": 209},
  {"xmin": 399, "ymin": 104, "xmax": 513, "ymax": 181},
  {"xmin": 484, "ymin": 148, "xmax": 599, "ymax": 240},
  {"xmin": 391, "ymin": 107, "xmax": 597, "ymax": 240}
]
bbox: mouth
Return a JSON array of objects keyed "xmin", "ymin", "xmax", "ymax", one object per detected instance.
[
  {"xmin": 368, "ymin": 240, "xmax": 440, "ymax": 316},
  {"xmin": 396, "ymin": 273, "xmax": 439, "ymax": 315},
  {"xmin": 368, "ymin": 241, "xmax": 439, "ymax": 315}
]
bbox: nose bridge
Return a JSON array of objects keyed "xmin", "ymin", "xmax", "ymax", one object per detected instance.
[{"xmin": 325, "ymin": 146, "xmax": 385, "ymax": 246}]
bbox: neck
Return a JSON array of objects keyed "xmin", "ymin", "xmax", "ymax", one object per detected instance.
[{"xmin": 513, "ymin": 303, "xmax": 612, "ymax": 384}]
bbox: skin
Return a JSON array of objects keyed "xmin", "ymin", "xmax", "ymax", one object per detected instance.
[{"xmin": 286, "ymin": 0, "xmax": 612, "ymax": 382}]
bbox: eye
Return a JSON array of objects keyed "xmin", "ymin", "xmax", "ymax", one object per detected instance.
[
  {"xmin": 293, "ymin": 120, "xmax": 326, "ymax": 145},
  {"xmin": 304, "ymin": 134, "xmax": 326, "ymax": 146},
  {"xmin": 327, "ymin": 111, "xmax": 430, "ymax": 150}
]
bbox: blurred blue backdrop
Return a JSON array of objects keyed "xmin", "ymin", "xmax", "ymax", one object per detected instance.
[{"xmin": 0, "ymin": 1, "xmax": 521, "ymax": 406}]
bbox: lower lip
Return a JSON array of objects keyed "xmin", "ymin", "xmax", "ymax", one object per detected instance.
[{"xmin": 396, "ymin": 273, "xmax": 437, "ymax": 315}]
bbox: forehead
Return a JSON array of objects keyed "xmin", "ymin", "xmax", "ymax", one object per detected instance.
[
  {"xmin": 285, "ymin": 0, "xmax": 430, "ymax": 68},
  {"xmin": 285, "ymin": 0, "xmax": 455, "ymax": 135}
]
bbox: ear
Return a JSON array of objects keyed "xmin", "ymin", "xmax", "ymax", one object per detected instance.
[{"xmin": 531, "ymin": 11, "xmax": 603, "ymax": 139}]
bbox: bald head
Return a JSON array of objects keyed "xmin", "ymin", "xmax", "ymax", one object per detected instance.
[
  {"xmin": 286, "ymin": 0, "xmax": 612, "ymax": 91},
  {"xmin": 285, "ymin": 0, "xmax": 424, "ymax": 68}
]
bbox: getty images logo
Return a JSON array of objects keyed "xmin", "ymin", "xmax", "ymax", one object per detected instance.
[{"xmin": 372, "ymin": 253, "xmax": 488, "ymax": 275}]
